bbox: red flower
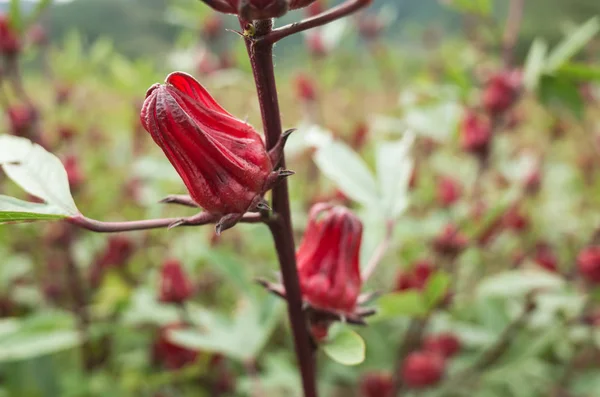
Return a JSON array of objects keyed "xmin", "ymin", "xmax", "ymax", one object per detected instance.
[
  {"xmin": 436, "ymin": 176, "xmax": 461, "ymax": 208},
  {"xmin": 460, "ymin": 110, "xmax": 492, "ymax": 155},
  {"xmin": 297, "ymin": 204, "xmax": 363, "ymax": 314},
  {"xmin": 401, "ymin": 351, "xmax": 445, "ymax": 388},
  {"xmin": 141, "ymin": 72, "xmax": 278, "ymax": 225},
  {"xmin": 153, "ymin": 324, "xmax": 199, "ymax": 370},
  {"xmin": 359, "ymin": 371, "xmax": 393, "ymax": 397},
  {"xmin": 433, "ymin": 224, "xmax": 468, "ymax": 257},
  {"xmin": 482, "ymin": 70, "xmax": 521, "ymax": 116},
  {"xmin": 7, "ymin": 105, "xmax": 36, "ymax": 137},
  {"xmin": 159, "ymin": 259, "xmax": 194, "ymax": 304},
  {"xmin": 577, "ymin": 246, "xmax": 600, "ymax": 284},
  {"xmin": 294, "ymin": 73, "xmax": 317, "ymax": 103},
  {"xmin": 0, "ymin": 14, "xmax": 20, "ymax": 55},
  {"xmin": 423, "ymin": 333, "xmax": 461, "ymax": 358},
  {"xmin": 395, "ymin": 260, "xmax": 434, "ymax": 292},
  {"xmin": 199, "ymin": 0, "xmax": 322, "ymax": 21},
  {"xmin": 533, "ymin": 242, "xmax": 558, "ymax": 272}
]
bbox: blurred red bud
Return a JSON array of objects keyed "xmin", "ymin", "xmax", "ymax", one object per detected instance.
[
  {"xmin": 577, "ymin": 246, "xmax": 600, "ymax": 284},
  {"xmin": 158, "ymin": 259, "xmax": 195, "ymax": 304},
  {"xmin": 0, "ymin": 14, "xmax": 21, "ymax": 55},
  {"xmin": 153, "ymin": 324, "xmax": 199, "ymax": 370},
  {"xmin": 423, "ymin": 333, "xmax": 461, "ymax": 358},
  {"xmin": 294, "ymin": 73, "xmax": 318, "ymax": 103},
  {"xmin": 401, "ymin": 351, "xmax": 445, "ymax": 388},
  {"xmin": 436, "ymin": 176, "xmax": 462, "ymax": 208},
  {"xmin": 359, "ymin": 371, "xmax": 393, "ymax": 397},
  {"xmin": 533, "ymin": 242, "xmax": 558, "ymax": 273},
  {"xmin": 395, "ymin": 260, "xmax": 434, "ymax": 292},
  {"xmin": 460, "ymin": 110, "xmax": 492, "ymax": 156},
  {"xmin": 433, "ymin": 224, "xmax": 468, "ymax": 257},
  {"xmin": 482, "ymin": 70, "xmax": 521, "ymax": 116}
]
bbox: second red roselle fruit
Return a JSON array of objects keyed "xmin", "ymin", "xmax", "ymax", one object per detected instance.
[
  {"xmin": 141, "ymin": 72, "xmax": 288, "ymax": 231},
  {"xmin": 200, "ymin": 0, "xmax": 319, "ymax": 21},
  {"xmin": 297, "ymin": 204, "xmax": 363, "ymax": 314},
  {"xmin": 159, "ymin": 259, "xmax": 195, "ymax": 304}
]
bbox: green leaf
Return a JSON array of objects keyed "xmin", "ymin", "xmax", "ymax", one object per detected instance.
[
  {"xmin": 538, "ymin": 75, "xmax": 584, "ymax": 118},
  {"xmin": 322, "ymin": 326, "xmax": 365, "ymax": 366},
  {"xmin": 376, "ymin": 134, "xmax": 414, "ymax": 219},
  {"xmin": 546, "ymin": 17, "xmax": 600, "ymax": 72},
  {"xmin": 0, "ymin": 136, "xmax": 79, "ymax": 223},
  {"xmin": 477, "ymin": 270, "xmax": 564, "ymax": 298},
  {"xmin": 523, "ymin": 39, "xmax": 548, "ymax": 91},
  {"xmin": 8, "ymin": 0, "xmax": 22, "ymax": 32},
  {"xmin": 556, "ymin": 63, "xmax": 600, "ymax": 82},
  {"xmin": 376, "ymin": 291, "xmax": 428, "ymax": 318},
  {"xmin": 423, "ymin": 272, "xmax": 450, "ymax": 309},
  {"xmin": 314, "ymin": 140, "xmax": 379, "ymax": 207}
]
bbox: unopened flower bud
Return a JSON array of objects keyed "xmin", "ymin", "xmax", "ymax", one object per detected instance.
[
  {"xmin": 460, "ymin": 110, "xmax": 492, "ymax": 156},
  {"xmin": 482, "ymin": 70, "xmax": 521, "ymax": 116},
  {"xmin": 359, "ymin": 371, "xmax": 393, "ymax": 397},
  {"xmin": 158, "ymin": 259, "xmax": 195, "ymax": 304},
  {"xmin": 401, "ymin": 351, "xmax": 445, "ymax": 388},
  {"xmin": 577, "ymin": 246, "xmax": 600, "ymax": 284},
  {"xmin": 423, "ymin": 333, "xmax": 461, "ymax": 358},
  {"xmin": 436, "ymin": 176, "xmax": 461, "ymax": 208}
]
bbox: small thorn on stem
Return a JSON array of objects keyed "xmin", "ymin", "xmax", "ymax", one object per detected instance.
[
  {"xmin": 278, "ymin": 169, "xmax": 295, "ymax": 178},
  {"xmin": 215, "ymin": 213, "xmax": 244, "ymax": 235},
  {"xmin": 159, "ymin": 195, "xmax": 198, "ymax": 208},
  {"xmin": 256, "ymin": 199, "xmax": 272, "ymax": 211}
]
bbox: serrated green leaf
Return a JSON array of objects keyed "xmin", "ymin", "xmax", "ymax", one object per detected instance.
[
  {"xmin": 424, "ymin": 272, "xmax": 450, "ymax": 309},
  {"xmin": 322, "ymin": 326, "xmax": 365, "ymax": 366},
  {"xmin": 523, "ymin": 39, "xmax": 548, "ymax": 91},
  {"xmin": 376, "ymin": 291, "xmax": 428, "ymax": 318},
  {"xmin": 314, "ymin": 140, "xmax": 379, "ymax": 207},
  {"xmin": 546, "ymin": 17, "xmax": 600, "ymax": 72},
  {"xmin": 0, "ymin": 196, "xmax": 68, "ymax": 223}
]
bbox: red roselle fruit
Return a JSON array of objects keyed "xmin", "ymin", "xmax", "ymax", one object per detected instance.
[
  {"xmin": 436, "ymin": 176, "xmax": 462, "ymax": 208},
  {"xmin": 305, "ymin": 31, "xmax": 328, "ymax": 58},
  {"xmin": 141, "ymin": 72, "xmax": 290, "ymax": 233},
  {"xmin": 577, "ymin": 246, "xmax": 600, "ymax": 284},
  {"xmin": 533, "ymin": 242, "xmax": 558, "ymax": 273},
  {"xmin": 7, "ymin": 105, "xmax": 37, "ymax": 137},
  {"xmin": 395, "ymin": 260, "xmax": 434, "ymax": 292},
  {"xmin": 297, "ymin": 204, "xmax": 363, "ymax": 314},
  {"xmin": 199, "ymin": 0, "xmax": 320, "ymax": 21},
  {"xmin": 502, "ymin": 205, "xmax": 529, "ymax": 232},
  {"xmin": 152, "ymin": 324, "xmax": 199, "ymax": 370},
  {"xmin": 423, "ymin": 333, "xmax": 461, "ymax": 358},
  {"xmin": 294, "ymin": 72, "xmax": 318, "ymax": 103},
  {"xmin": 0, "ymin": 14, "xmax": 21, "ymax": 56},
  {"xmin": 359, "ymin": 371, "xmax": 393, "ymax": 397},
  {"xmin": 433, "ymin": 224, "xmax": 468, "ymax": 257},
  {"xmin": 460, "ymin": 110, "xmax": 492, "ymax": 156},
  {"xmin": 401, "ymin": 351, "xmax": 445, "ymax": 389},
  {"xmin": 158, "ymin": 259, "xmax": 195, "ymax": 304},
  {"xmin": 482, "ymin": 70, "xmax": 521, "ymax": 116},
  {"xmin": 62, "ymin": 155, "xmax": 85, "ymax": 192}
]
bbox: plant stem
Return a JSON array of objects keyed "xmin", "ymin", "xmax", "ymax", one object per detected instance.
[
  {"xmin": 242, "ymin": 19, "xmax": 318, "ymax": 397},
  {"xmin": 502, "ymin": 0, "xmax": 525, "ymax": 68}
]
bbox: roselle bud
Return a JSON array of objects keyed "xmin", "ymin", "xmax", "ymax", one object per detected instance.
[
  {"xmin": 395, "ymin": 260, "xmax": 434, "ymax": 292},
  {"xmin": 401, "ymin": 351, "xmax": 445, "ymax": 389},
  {"xmin": 62, "ymin": 155, "xmax": 84, "ymax": 192},
  {"xmin": 350, "ymin": 122, "xmax": 369, "ymax": 150},
  {"xmin": 524, "ymin": 167, "xmax": 541, "ymax": 195},
  {"xmin": 533, "ymin": 242, "xmax": 558, "ymax": 273},
  {"xmin": 0, "ymin": 14, "xmax": 21, "ymax": 55},
  {"xmin": 460, "ymin": 110, "xmax": 492, "ymax": 155},
  {"xmin": 577, "ymin": 246, "xmax": 600, "ymax": 284},
  {"xmin": 96, "ymin": 236, "xmax": 135, "ymax": 269},
  {"xmin": 436, "ymin": 176, "xmax": 461, "ymax": 208},
  {"xmin": 502, "ymin": 205, "xmax": 529, "ymax": 232},
  {"xmin": 153, "ymin": 324, "xmax": 199, "ymax": 370},
  {"xmin": 7, "ymin": 104, "xmax": 36, "ymax": 137},
  {"xmin": 423, "ymin": 333, "xmax": 461, "ymax": 358},
  {"xmin": 294, "ymin": 73, "xmax": 318, "ymax": 103},
  {"xmin": 433, "ymin": 224, "xmax": 468, "ymax": 257},
  {"xmin": 359, "ymin": 371, "xmax": 393, "ymax": 397},
  {"xmin": 482, "ymin": 70, "xmax": 521, "ymax": 116},
  {"xmin": 141, "ymin": 72, "xmax": 279, "ymax": 228},
  {"xmin": 158, "ymin": 259, "xmax": 194, "ymax": 304},
  {"xmin": 297, "ymin": 204, "xmax": 363, "ymax": 314}
]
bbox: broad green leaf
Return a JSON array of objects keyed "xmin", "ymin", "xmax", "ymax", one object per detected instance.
[
  {"xmin": 376, "ymin": 133, "xmax": 414, "ymax": 218},
  {"xmin": 546, "ymin": 17, "xmax": 600, "ymax": 72},
  {"xmin": 523, "ymin": 39, "xmax": 548, "ymax": 91},
  {"xmin": 322, "ymin": 326, "xmax": 365, "ymax": 366},
  {"xmin": 423, "ymin": 272, "xmax": 450, "ymax": 309},
  {"xmin": 477, "ymin": 270, "xmax": 564, "ymax": 298},
  {"xmin": 8, "ymin": 0, "xmax": 22, "ymax": 32},
  {"xmin": 0, "ymin": 136, "xmax": 79, "ymax": 220},
  {"xmin": 0, "ymin": 331, "xmax": 81, "ymax": 362},
  {"xmin": 376, "ymin": 291, "xmax": 427, "ymax": 318},
  {"xmin": 556, "ymin": 63, "xmax": 600, "ymax": 82},
  {"xmin": 0, "ymin": 196, "xmax": 69, "ymax": 222},
  {"xmin": 314, "ymin": 140, "xmax": 379, "ymax": 207},
  {"xmin": 538, "ymin": 75, "xmax": 584, "ymax": 118}
]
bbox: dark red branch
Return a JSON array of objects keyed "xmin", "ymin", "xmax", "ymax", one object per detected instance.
[
  {"xmin": 263, "ymin": 0, "xmax": 373, "ymax": 44},
  {"xmin": 242, "ymin": 19, "xmax": 318, "ymax": 397}
]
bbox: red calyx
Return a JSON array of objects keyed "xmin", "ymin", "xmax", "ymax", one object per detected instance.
[
  {"xmin": 436, "ymin": 176, "xmax": 462, "ymax": 208},
  {"xmin": 294, "ymin": 73, "xmax": 318, "ymax": 103},
  {"xmin": 359, "ymin": 371, "xmax": 393, "ymax": 397},
  {"xmin": 395, "ymin": 260, "xmax": 434, "ymax": 292},
  {"xmin": 158, "ymin": 259, "xmax": 195, "ymax": 304},
  {"xmin": 423, "ymin": 332, "xmax": 461, "ymax": 358},
  {"xmin": 482, "ymin": 70, "xmax": 521, "ymax": 116},
  {"xmin": 433, "ymin": 224, "xmax": 468, "ymax": 257},
  {"xmin": 0, "ymin": 14, "xmax": 21, "ymax": 55},
  {"xmin": 401, "ymin": 351, "xmax": 445, "ymax": 389},
  {"xmin": 460, "ymin": 110, "xmax": 492, "ymax": 156},
  {"xmin": 152, "ymin": 324, "xmax": 199, "ymax": 370},
  {"xmin": 297, "ymin": 204, "xmax": 363, "ymax": 314},
  {"xmin": 577, "ymin": 246, "xmax": 600, "ymax": 284}
]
